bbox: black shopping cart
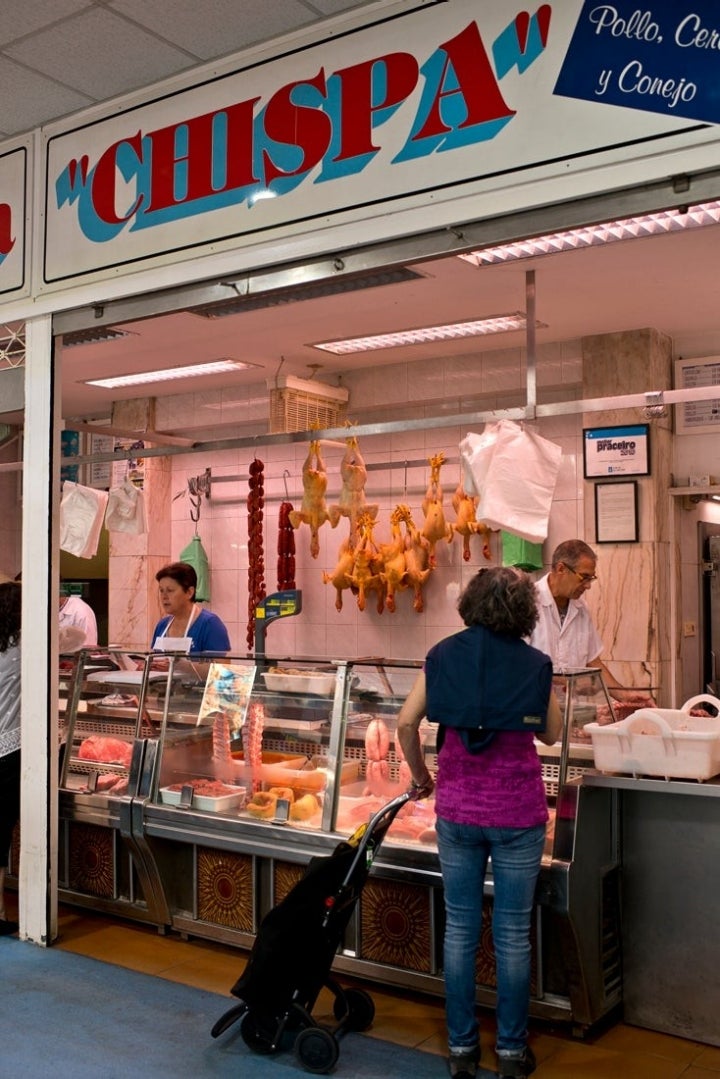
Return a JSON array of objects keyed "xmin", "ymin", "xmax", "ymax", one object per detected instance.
[{"xmin": 211, "ymin": 791, "xmax": 413, "ymax": 1073}]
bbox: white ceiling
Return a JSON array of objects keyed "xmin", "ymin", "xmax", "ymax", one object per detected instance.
[
  {"xmin": 3, "ymin": 0, "xmax": 720, "ymax": 427},
  {"xmin": 0, "ymin": 0, "xmax": 379, "ymax": 140}
]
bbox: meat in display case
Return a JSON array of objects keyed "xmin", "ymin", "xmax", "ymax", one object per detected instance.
[{"xmin": 57, "ymin": 651, "xmax": 623, "ymax": 1035}]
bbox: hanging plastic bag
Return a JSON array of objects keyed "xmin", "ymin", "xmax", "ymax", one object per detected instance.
[
  {"xmin": 501, "ymin": 530, "xmax": 544, "ymax": 571},
  {"xmin": 459, "ymin": 425, "xmax": 500, "ymax": 496},
  {"xmin": 460, "ymin": 420, "xmax": 562, "ymax": 543},
  {"xmin": 60, "ymin": 481, "xmax": 109, "ymax": 558},
  {"xmin": 180, "ymin": 534, "xmax": 210, "ymax": 602},
  {"xmin": 105, "ymin": 478, "xmax": 146, "ymax": 535}
]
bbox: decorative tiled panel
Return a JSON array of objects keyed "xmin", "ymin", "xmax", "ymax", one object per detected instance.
[
  {"xmin": 68, "ymin": 822, "xmax": 116, "ymax": 898},
  {"xmin": 360, "ymin": 878, "xmax": 432, "ymax": 972},
  {"xmin": 196, "ymin": 847, "xmax": 253, "ymax": 931},
  {"xmin": 273, "ymin": 860, "xmax": 305, "ymax": 905}
]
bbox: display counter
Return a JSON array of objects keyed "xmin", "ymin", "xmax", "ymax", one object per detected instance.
[{"xmin": 57, "ymin": 651, "xmax": 621, "ymax": 1033}]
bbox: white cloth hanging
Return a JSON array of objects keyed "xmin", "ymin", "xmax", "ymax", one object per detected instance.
[
  {"xmin": 59, "ymin": 481, "xmax": 108, "ymax": 558},
  {"xmin": 105, "ymin": 478, "xmax": 146, "ymax": 535}
]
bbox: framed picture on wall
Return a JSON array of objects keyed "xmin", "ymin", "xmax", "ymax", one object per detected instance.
[
  {"xmin": 594, "ymin": 481, "xmax": 639, "ymax": 544},
  {"xmin": 583, "ymin": 424, "xmax": 649, "ymax": 478},
  {"xmin": 674, "ymin": 356, "xmax": 720, "ymax": 434}
]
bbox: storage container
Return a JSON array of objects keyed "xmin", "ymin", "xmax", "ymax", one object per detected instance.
[{"xmin": 586, "ymin": 695, "xmax": 720, "ymax": 781}]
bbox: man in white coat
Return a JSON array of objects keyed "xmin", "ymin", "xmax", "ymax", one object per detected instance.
[{"xmin": 529, "ymin": 538, "xmax": 653, "ymax": 703}]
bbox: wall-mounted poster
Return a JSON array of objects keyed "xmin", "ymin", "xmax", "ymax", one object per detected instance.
[
  {"xmin": 583, "ymin": 425, "xmax": 649, "ymax": 478},
  {"xmin": 674, "ymin": 357, "xmax": 720, "ymax": 434}
]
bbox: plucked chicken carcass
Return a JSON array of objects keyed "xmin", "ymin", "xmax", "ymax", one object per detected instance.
[
  {"xmin": 347, "ymin": 511, "xmax": 385, "ymax": 614},
  {"xmin": 328, "ymin": 434, "xmax": 378, "ymax": 547},
  {"xmin": 421, "ymin": 452, "xmax": 453, "ymax": 567},
  {"xmin": 322, "ymin": 537, "xmax": 356, "ymax": 611},
  {"xmin": 451, "ymin": 482, "xmax": 492, "ymax": 561},
  {"xmin": 395, "ymin": 504, "xmax": 432, "ymax": 613},
  {"xmin": 288, "ymin": 440, "xmax": 337, "ymax": 558},
  {"xmin": 378, "ymin": 505, "xmax": 410, "ymax": 613}
]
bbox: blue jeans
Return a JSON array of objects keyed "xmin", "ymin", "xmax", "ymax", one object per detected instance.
[{"xmin": 436, "ymin": 817, "xmax": 545, "ymax": 1054}]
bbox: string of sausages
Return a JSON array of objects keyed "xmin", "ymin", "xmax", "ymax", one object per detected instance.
[
  {"xmin": 246, "ymin": 458, "xmax": 265, "ymax": 650},
  {"xmin": 277, "ymin": 501, "xmax": 296, "ymax": 591}
]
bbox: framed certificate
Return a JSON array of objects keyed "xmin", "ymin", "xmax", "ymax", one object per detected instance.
[
  {"xmin": 583, "ymin": 425, "xmax": 649, "ymax": 478},
  {"xmin": 594, "ymin": 481, "xmax": 639, "ymax": 544}
]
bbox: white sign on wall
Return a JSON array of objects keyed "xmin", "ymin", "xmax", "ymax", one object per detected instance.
[
  {"xmin": 0, "ymin": 145, "xmax": 28, "ymax": 298},
  {"xmin": 41, "ymin": 1, "xmax": 716, "ymax": 290}
]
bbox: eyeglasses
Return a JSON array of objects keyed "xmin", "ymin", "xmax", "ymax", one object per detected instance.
[{"xmin": 567, "ymin": 565, "xmax": 597, "ymax": 583}]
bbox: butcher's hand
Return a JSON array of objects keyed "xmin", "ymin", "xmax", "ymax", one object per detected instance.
[{"xmin": 408, "ymin": 772, "xmax": 434, "ymax": 800}]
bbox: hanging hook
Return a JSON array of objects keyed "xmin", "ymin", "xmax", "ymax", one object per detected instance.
[
  {"xmin": 189, "ymin": 493, "xmax": 201, "ymax": 530},
  {"xmin": 283, "ymin": 469, "xmax": 291, "ymax": 501}
]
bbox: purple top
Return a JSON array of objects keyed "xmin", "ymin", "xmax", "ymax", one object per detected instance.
[{"xmin": 435, "ymin": 728, "xmax": 548, "ymax": 828}]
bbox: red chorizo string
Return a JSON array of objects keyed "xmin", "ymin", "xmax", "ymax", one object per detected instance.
[{"xmin": 246, "ymin": 458, "xmax": 265, "ymax": 650}]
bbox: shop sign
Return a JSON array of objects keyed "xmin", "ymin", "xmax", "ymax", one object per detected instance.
[
  {"xmin": 556, "ymin": 1, "xmax": 720, "ymax": 124},
  {"xmin": 0, "ymin": 145, "xmax": 28, "ymax": 297},
  {"xmin": 41, "ymin": 1, "xmax": 706, "ymax": 289}
]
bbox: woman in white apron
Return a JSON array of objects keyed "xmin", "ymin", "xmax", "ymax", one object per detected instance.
[{"xmin": 152, "ymin": 562, "xmax": 230, "ymax": 655}]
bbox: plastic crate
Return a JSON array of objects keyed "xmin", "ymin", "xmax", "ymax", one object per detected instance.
[{"xmin": 586, "ymin": 695, "xmax": 720, "ymax": 781}]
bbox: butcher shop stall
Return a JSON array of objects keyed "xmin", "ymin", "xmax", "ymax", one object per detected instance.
[{"xmin": 50, "ymin": 647, "xmax": 621, "ymax": 1036}]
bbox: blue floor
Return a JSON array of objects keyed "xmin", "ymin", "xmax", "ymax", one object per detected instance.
[{"xmin": 0, "ymin": 938, "xmax": 472, "ymax": 1078}]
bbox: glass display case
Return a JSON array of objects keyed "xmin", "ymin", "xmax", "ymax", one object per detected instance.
[{"xmin": 57, "ymin": 650, "xmax": 623, "ymax": 1035}]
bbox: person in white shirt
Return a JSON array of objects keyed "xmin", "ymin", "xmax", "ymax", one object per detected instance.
[
  {"xmin": 59, "ymin": 590, "xmax": 98, "ymax": 650},
  {"xmin": 529, "ymin": 538, "xmax": 653, "ymax": 702}
]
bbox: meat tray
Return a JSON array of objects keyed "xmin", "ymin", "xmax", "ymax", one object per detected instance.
[
  {"xmin": 586, "ymin": 703, "xmax": 720, "ymax": 781},
  {"xmin": 159, "ymin": 784, "xmax": 247, "ymax": 811},
  {"xmin": 193, "ymin": 786, "xmax": 246, "ymax": 812},
  {"xmin": 262, "ymin": 671, "xmax": 336, "ymax": 696}
]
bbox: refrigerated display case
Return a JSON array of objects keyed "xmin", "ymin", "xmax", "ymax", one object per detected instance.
[{"xmin": 57, "ymin": 651, "xmax": 621, "ymax": 1033}]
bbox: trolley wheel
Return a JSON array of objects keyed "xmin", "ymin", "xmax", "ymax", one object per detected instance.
[
  {"xmin": 211, "ymin": 1002, "xmax": 247, "ymax": 1038},
  {"xmin": 294, "ymin": 1025, "xmax": 340, "ymax": 1074},
  {"xmin": 240, "ymin": 1011, "xmax": 277, "ymax": 1055},
  {"xmin": 333, "ymin": 987, "xmax": 375, "ymax": 1032}
]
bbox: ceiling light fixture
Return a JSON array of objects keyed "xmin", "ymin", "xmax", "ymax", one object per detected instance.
[
  {"xmin": 459, "ymin": 201, "xmax": 720, "ymax": 266},
  {"xmin": 62, "ymin": 326, "xmax": 132, "ymax": 347},
  {"xmin": 191, "ymin": 268, "xmax": 423, "ymax": 318},
  {"xmin": 83, "ymin": 358, "xmax": 258, "ymax": 390},
  {"xmin": 313, "ymin": 312, "xmax": 544, "ymax": 355}
]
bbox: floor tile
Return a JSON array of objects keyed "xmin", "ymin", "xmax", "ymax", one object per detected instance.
[{"xmin": 43, "ymin": 903, "xmax": 719, "ymax": 1077}]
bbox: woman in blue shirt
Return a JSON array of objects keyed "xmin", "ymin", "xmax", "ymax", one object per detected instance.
[{"xmin": 152, "ymin": 562, "xmax": 230, "ymax": 654}]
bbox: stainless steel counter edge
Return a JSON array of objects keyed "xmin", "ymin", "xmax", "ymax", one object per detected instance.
[{"xmin": 581, "ymin": 769, "xmax": 720, "ymax": 797}]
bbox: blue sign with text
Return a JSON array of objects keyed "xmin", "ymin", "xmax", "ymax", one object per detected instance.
[{"xmin": 555, "ymin": 2, "xmax": 720, "ymax": 125}]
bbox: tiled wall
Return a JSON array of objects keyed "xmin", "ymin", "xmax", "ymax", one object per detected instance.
[{"xmin": 155, "ymin": 341, "xmax": 585, "ymax": 662}]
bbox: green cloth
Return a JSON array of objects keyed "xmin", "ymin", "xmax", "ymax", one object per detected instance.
[
  {"xmin": 180, "ymin": 534, "xmax": 210, "ymax": 602},
  {"xmin": 501, "ymin": 530, "xmax": 544, "ymax": 572}
]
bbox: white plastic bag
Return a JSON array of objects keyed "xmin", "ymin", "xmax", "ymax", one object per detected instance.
[
  {"xmin": 105, "ymin": 478, "xmax": 146, "ymax": 535},
  {"xmin": 459, "ymin": 425, "xmax": 500, "ymax": 496},
  {"xmin": 59, "ymin": 481, "xmax": 109, "ymax": 558},
  {"xmin": 460, "ymin": 420, "xmax": 562, "ymax": 543}
]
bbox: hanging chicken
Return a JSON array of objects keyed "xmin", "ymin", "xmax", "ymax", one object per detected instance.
[
  {"xmin": 450, "ymin": 482, "xmax": 492, "ymax": 562},
  {"xmin": 378, "ymin": 505, "xmax": 410, "ymax": 613},
  {"xmin": 321, "ymin": 537, "xmax": 356, "ymax": 612},
  {"xmin": 288, "ymin": 440, "xmax": 337, "ymax": 558},
  {"xmin": 421, "ymin": 452, "xmax": 453, "ymax": 567},
  {"xmin": 328, "ymin": 433, "xmax": 378, "ymax": 548},
  {"xmin": 395, "ymin": 504, "xmax": 432, "ymax": 614},
  {"xmin": 347, "ymin": 510, "xmax": 385, "ymax": 614}
]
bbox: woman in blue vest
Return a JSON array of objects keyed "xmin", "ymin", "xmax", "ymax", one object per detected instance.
[{"xmin": 397, "ymin": 567, "xmax": 561, "ymax": 1079}]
